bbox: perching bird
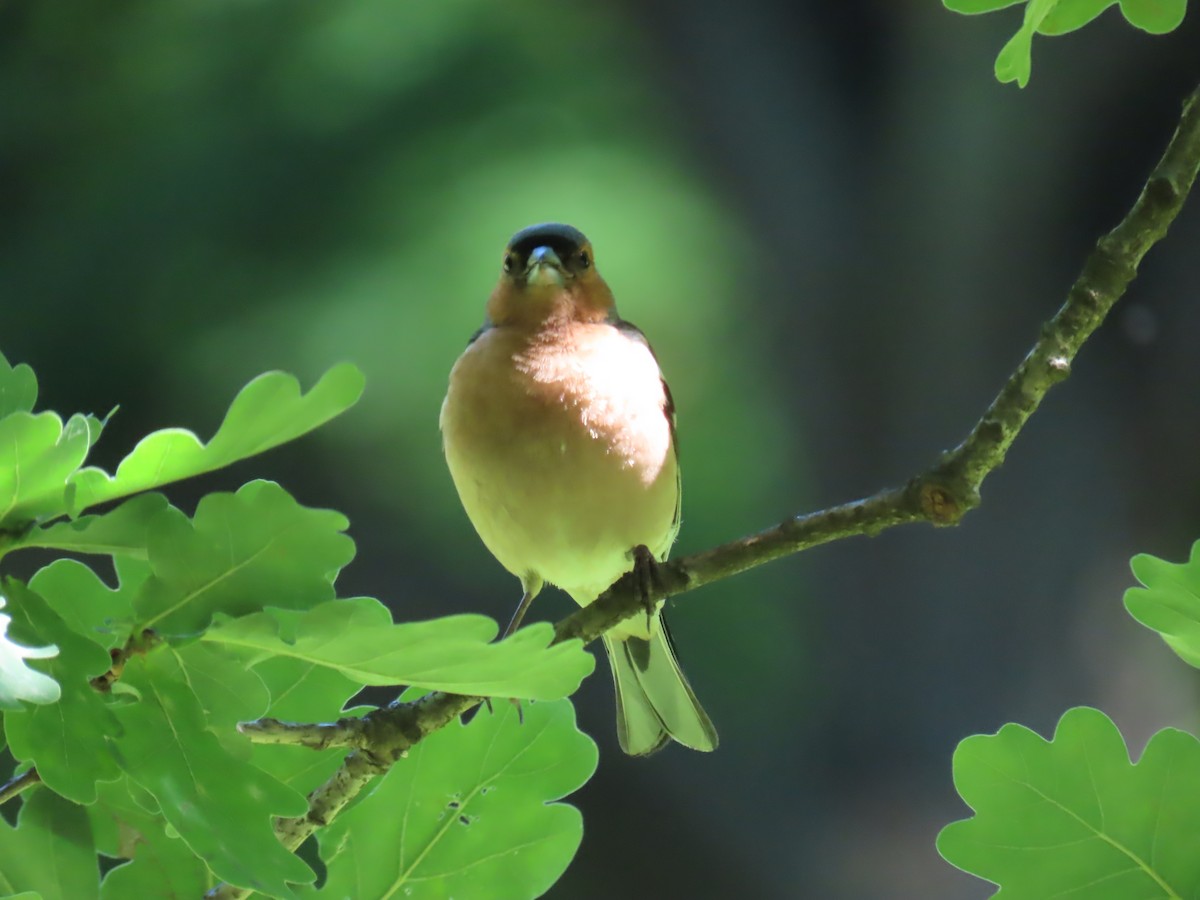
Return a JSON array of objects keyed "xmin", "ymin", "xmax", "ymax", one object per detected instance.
[{"xmin": 440, "ymin": 223, "xmax": 718, "ymax": 756}]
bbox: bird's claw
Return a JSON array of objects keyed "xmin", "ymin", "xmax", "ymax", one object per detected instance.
[{"xmin": 630, "ymin": 544, "xmax": 663, "ymax": 631}]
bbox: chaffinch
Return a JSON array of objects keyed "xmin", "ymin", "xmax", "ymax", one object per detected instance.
[{"xmin": 440, "ymin": 222, "xmax": 718, "ymax": 756}]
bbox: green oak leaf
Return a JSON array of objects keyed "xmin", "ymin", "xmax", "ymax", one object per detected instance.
[
  {"xmin": 2, "ymin": 579, "xmax": 121, "ymax": 803},
  {"xmin": 1125, "ymin": 540, "xmax": 1200, "ymax": 667},
  {"xmin": 27, "ymin": 493, "xmax": 170, "ymax": 559},
  {"xmin": 0, "ymin": 592, "xmax": 60, "ymax": 709},
  {"xmin": 943, "ymin": 0, "xmax": 1024, "ymax": 11},
  {"xmin": 994, "ymin": 0, "xmax": 1057, "ymax": 87},
  {"xmin": 1039, "ymin": 0, "xmax": 1115, "ymax": 33},
  {"xmin": 1120, "ymin": 0, "xmax": 1187, "ymax": 32},
  {"xmin": 945, "ymin": 0, "xmax": 1189, "ymax": 85},
  {"xmin": 306, "ymin": 698, "xmax": 597, "ymax": 900},
  {"xmin": 112, "ymin": 650, "xmax": 311, "ymax": 896},
  {"xmin": 173, "ymin": 642, "xmax": 270, "ymax": 735},
  {"xmin": 0, "ymin": 788, "xmax": 99, "ymax": 900},
  {"xmin": 938, "ymin": 706, "xmax": 1200, "ymax": 897},
  {"xmin": 0, "ymin": 352, "xmax": 37, "ymax": 419},
  {"xmin": 28, "ymin": 558, "xmax": 142, "ymax": 652},
  {"xmin": 68, "ymin": 364, "xmax": 364, "ymax": 515},
  {"xmin": 0, "ymin": 412, "xmax": 93, "ymax": 528},
  {"xmin": 93, "ymin": 778, "xmax": 209, "ymax": 900},
  {"xmin": 204, "ymin": 597, "xmax": 594, "ymax": 699},
  {"xmin": 133, "ymin": 480, "xmax": 354, "ymax": 636}
]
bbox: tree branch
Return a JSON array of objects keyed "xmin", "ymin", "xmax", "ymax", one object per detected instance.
[
  {"xmin": 210, "ymin": 82, "xmax": 1200, "ymax": 900},
  {"xmin": 0, "ymin": 767, "xmax": 40, "ymax": 806},
  {"xmin": 237, "ymin": 716, "xmax": 368, "ymax": 750}
]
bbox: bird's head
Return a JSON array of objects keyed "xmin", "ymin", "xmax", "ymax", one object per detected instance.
[{"xmin": 486, "ymin": 223, "xmax": 616, "ymax": 328}]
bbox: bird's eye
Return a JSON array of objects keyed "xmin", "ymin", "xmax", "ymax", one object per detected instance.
[
  {"xmin": 578, "ymin": 250, "xmax": 591, "ymax": 269},
  {"xmin": 502, "ymin": 254, "xmax": 514, "ymax": 274}
]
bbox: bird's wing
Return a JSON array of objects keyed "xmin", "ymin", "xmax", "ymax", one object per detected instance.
[
  {"xmin": 611, "ymin": 318, "xmax": 681, "ymax": 555},
  {"xmin": 465, "ymin": 317, "xmax": 493, "ymax": 347}
]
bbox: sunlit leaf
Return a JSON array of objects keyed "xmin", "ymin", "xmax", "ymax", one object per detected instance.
[
  {"xmin": 1125, "ymin": 540, "xmax": 1200, "ymax": 668},
  {"xmin": 28, "ymin": 494, "xmax": 170, "ymax": 559},
  {"xmin": 0, "ymin": 412, "xmax": 92, "ymax": 528},
  {"xmin": 1120, "ymin": 0, "xmax": 1187, "ymax": 32},
  {"xmin": 69, "ymin": 364, "xmax": 364, "ymax": 514},
  {"xmin": 0, "ymin": 352, "xmax": 37, "ymax": 419},
  {"xmin": 133, "ymin": 480, "xmax": 354, "ymax": 636},
  {"xmin": 943, "ymin": 0, "xmax": 1025, "ymax": 11},
  {"xmin": 173, "ymin": 641, "xmax": 269, "ymax": 734},
  {"xmin": 938, "ymin": 706, "xmax": 1200, "ymax": 897},
  {"xmin": 28, "ymin": 558, "xmax": 142, "ymax": 652},
  {"xmin": 306, "ymin": 699, "xmax": 596, "ymax": 900},
  {"xmin": 945, "ymin": 0, "xmax": 1189, "ymax": 84},
  {"xmin": 0, "ymin": 592, "xmax": 60, "ymax": 709},
  {"xmin": 1039, "ymin": 0, "xmax": 1115, "ymax": 33},
  {"xmin": 2, "ymin": 579, "xmax": 121, "ymax": 803},
  {"xmin": 204, "ymin": 597, "xmax": 594, "ymax": 699}
]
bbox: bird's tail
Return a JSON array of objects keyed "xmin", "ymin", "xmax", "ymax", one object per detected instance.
[{"xmin": 602, "ymin": 618, "xmax": 718, "ymax": 756}]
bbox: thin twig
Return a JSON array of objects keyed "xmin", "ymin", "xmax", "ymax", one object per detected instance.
[
  {"xmin": 0, "ymin": 767, "xmax": 40, "ymax": 805},
  {"xmin": 237, "ymin": 716, "xmax": 368, "ymax": 750},
  {"xmin": 209, "ymin": 82, "xmax": 1200, "ymax": 900}
]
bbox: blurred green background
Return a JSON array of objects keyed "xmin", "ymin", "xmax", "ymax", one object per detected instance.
[{"xmin": 2, "ymin": 1, "xmax": 1199, "ymax": 897}]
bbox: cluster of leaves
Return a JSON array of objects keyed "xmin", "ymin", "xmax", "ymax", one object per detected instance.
[
  {"xmin": 940, "ymin": 541, "xmax": 1200, "ymax": 897},
  {"xmin": 0, "ymin": 352, "xmax": 597, "ymax": 898},
  {"xmin": 944, "ymin": 0, "xmax": 1189, "ymax": 87}
]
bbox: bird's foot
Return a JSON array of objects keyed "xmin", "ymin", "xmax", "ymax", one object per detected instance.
[
  {"xmin": 476, "ymin": 697, "xmax": 524, "ymax": 725},
  {"xmin": 630, "ymin": 544, "xmax": 663, "ymax": 631}
]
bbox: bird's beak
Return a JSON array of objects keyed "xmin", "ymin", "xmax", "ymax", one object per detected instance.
[{"xmin": 525, "ymin": 246, "xmax": 566, "ymax": 287}]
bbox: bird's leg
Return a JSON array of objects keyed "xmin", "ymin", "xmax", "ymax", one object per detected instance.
[
  {"xmin": 498, "ymin": 585, "xmax": 540, "ymax": 725},
  {"xmin": 501, "ymin": 588, "xmax": 536, "ymax": 640},
  {"xmin": 478, "ymin": 590, "xmax": 534, "ymax": 721},
  {"xmin": 630, "ymin": 545, "xmax": 664, "ymax": 632}
]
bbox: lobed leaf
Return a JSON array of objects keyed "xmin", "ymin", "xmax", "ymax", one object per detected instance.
[
  {"xmin": 943, "ymin": 0, "xmax": 1025, "ymax": 10},
  {"xmin": 204, "ymin": 597, "xmax": 595, "ymax": 699},
  {"xmin": 68, "ymin": 364, "xmax": 364, "ymax": 514},
  {"xmin": 2, "ymin": 579, "xmax": 121, "ymax": 804},
  {"xmin": 0, "ymin": 788, "xmax": 100, "ymax": 900},
  {"xmin": 174, "ymin": 642, "xmax": 270, "ymax": 733},
  {"xmin": 939, "ymin": 706, "xmax": 1200, "ymax": 897},
  {"xmin": 945, "ymin": 0, "xmax": 1189, "ymax": 85},
  {"xmin": 28, "ymin": 558, "xmax": 142, "ymax": 652},
  {"xmin": 0, "ymin": 593, "xmax": 60, "ymax": 709},
  {"xmin": 112, "ymin": 650, "xmax": 312, "ymax": 896},
  {"xmin": 1120, "ymin": 0, "xmax": 1187, "ymax": 32},
  {"xmin": 305, "ymin": 698, "xmax": 597, "ymax": 900},
  {"xmin": 0, "ymin": 351, "xmax": 37, "ymax": 419},
  {"xmin": 1039, "ymin": 0, "xmax": 1116, "ymax": 33},
  {"xmin": 132, "ymin": 480, "xmax": 354, "ymax": 636},
  {"xmin": 28, "ymin": 493, "xmax": 170, "ymax": 560},
  {"xmin": 1125, "ymin": 540, "xmax": 1200, "ymax": 668},
  {"xmin": 93, "ymin": 778, "xmax": 209, "ymax": 900},
  {"xmin": 0, "ymin": 412, "xmax": 93, "ymax": 528}
]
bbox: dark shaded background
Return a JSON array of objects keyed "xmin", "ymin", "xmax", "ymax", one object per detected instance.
[{"xmin": 2, "ymin": 2, "xmax": 1199, "ymax": 897}]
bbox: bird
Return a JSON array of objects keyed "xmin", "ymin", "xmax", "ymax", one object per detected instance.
[{"xmin": 439, "ymin": 222, "xmax": 718, "ymax": 756}]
